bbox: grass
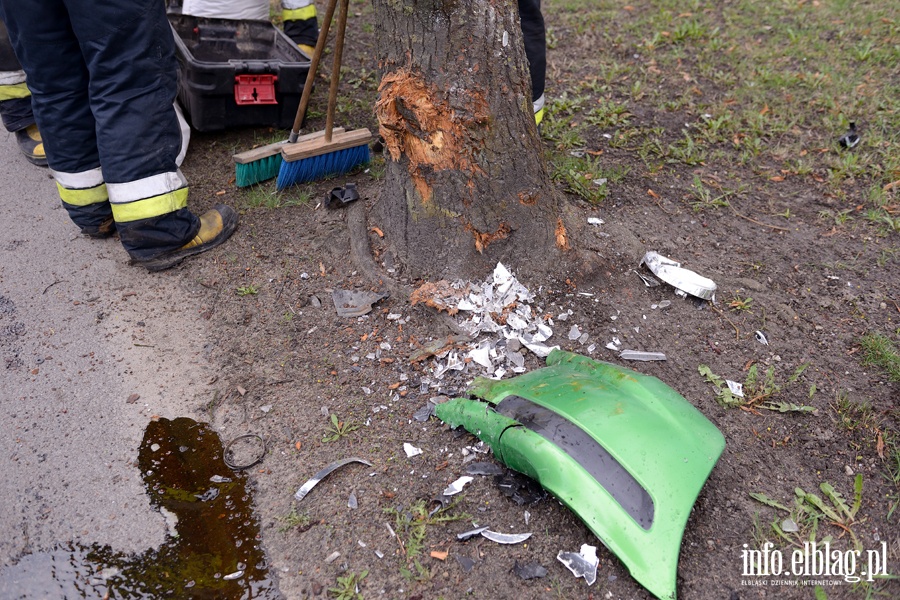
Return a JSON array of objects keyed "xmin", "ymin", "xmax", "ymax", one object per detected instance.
[
  {"xmin": 328, "ymin": 570, "xmax": 368, "ymax": 600},
  {"xmin": 859, "ymin": 332, "xmax": 900, "ymax": 383},
  {"xmin": 322, "ymin": 413, "xmax": 361, "ymax": 442},
  {"xmin": 383, "ymin": 499, "xmax": 470, "ymax": 580},
  {"xmin": 240, "ymin": 184, "xmax": 312, "ymax": 210},
  {"xmin": 236, "ymin": 284, "xmax": 259, "ymax": 297},
  {"xmin": 750, "ymin": 474, "xmax": 865, "ymax": 551},
  {"xmin": 699, "ymin": 363, "xmax": 814, "ymax": 413},
  {"xmin": 276, "ymin": 506, "xmax": 310, "ymax": 533},
  {"xmin": 544, "ymin": 0, "xmax": 900, "ymax": 229}
]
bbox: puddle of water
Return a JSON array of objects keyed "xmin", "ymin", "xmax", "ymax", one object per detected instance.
[{"xmin": 0, "ymin": 417, "xmax": 281, "ymax": 599}]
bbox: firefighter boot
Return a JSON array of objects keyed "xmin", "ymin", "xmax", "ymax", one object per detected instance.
[
  {"xmin": 15, "ymin": 124, "xmax": 48, "ymax": 167},
  {"xmin": 132, "ymin": 204, "xmax": 238, "ymax": 272}
]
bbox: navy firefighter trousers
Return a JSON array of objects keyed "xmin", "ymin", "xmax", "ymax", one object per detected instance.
[{"xmin": 0, "ymin": 0, "xmax": 199, "ymax": 259}]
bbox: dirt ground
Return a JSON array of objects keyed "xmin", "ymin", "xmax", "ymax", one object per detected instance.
[{"xmin": 167, "ymin": 7, "xmax": 900, "ymax": 600}]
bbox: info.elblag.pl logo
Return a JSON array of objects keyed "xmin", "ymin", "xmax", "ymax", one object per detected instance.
[{"xmin": 741, "ymin": 541, "xmax": 891, "ymax": 587}]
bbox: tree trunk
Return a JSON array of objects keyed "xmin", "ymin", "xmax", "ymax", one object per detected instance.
[{"xmin": 372, "ymin": 0, "xmax": 565, "ymax": 281}]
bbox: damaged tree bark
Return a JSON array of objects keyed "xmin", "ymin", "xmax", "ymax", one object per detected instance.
[{"xmin": 373, "ymin": 0, "xmax": 564, "ymax": 280}]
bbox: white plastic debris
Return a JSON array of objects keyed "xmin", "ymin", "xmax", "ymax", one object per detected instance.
[
  {"xmin": 568, "ymin": 325, "xmax": 582, "ymax": 340},
  {"xmin": 755, "ymin": 331, "xmax": 769, "ymax": 345},
  {"xmin": 726, "ymin": 380, "xmax": 744, "ymax": 398},
  {"xmin": 467, "ymin": 342, "xmax": 493, "ymax": 368},
  {"xmin": 403, "ymin": 443, "xmax": 423, "ymax": 458},
  {"xmin": 222, "ymin": 570, "xmax": 244, "ymax": 581},
  {"xmin": 587, "ymin": 217, "xmax": 604, "ymax": 226},
  {"xmin": 443, "ymin": 476, "xmax": 474, "ymax": 496},
  {"xmin": 641, "ymin": 251, "xmax": 717, "ymax": 301},
  {"xmin": 782, "ymin": 518, "xmax": 799, "ymax": 533},
  {"xmin": 428, "ymin": 263, "xmax": 558, "ymax": 378},
  {"xmin": 557, "ymin": 544, "xmax": 599, "ymax": 585}
]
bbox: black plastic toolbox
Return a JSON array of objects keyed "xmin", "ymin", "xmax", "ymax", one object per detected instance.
[{"xmin": 168, "ymin": 14, "xmax": 311, "ymax": 132}]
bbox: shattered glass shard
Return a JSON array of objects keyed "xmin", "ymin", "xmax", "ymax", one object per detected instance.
[{"xmin": 557, "ymin": 544, "xmax": 599, "ymax": 585}]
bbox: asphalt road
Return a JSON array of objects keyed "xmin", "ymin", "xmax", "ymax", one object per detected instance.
[{"xmin": 0, "ymin": 133, "xmax": 221, "ymax": 592}]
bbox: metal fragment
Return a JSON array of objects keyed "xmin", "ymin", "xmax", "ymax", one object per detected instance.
[
  {"xmin": 223, "ymin": 433, "xmax": 266, "ymax": 470},
  {"xmin": 481, "ymin": 530, "xmax": 532, "ymax": 544},
  {"xmin": 457, "ymin": 526, "xmax": 489, "ymax": 541},
  {"xmin": 641, "ymin": 251, "xmax": 716, "ymax": 301},
  {"xmin": 619, "ymin": 350, "xmax": 667, "ymax": 362},
  {"xmin": 557, "ymin": 544, "xmax": 599, "ymax": 585},
  {"xmin": 443, "ymin": 476, "xmax": 474, "ymax": 496},
  {"xmin": 294, "ymin": 457, "xmax": 373, "ymax": 501}
]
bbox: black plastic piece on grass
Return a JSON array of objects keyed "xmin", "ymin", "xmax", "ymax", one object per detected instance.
[
  {"xmin": 327, "ymin": 182, "xmax": 360, "ymax": 209},
  {"xmin": 838, "ymin": 122, "xmax": 859, "ymax": 149}
]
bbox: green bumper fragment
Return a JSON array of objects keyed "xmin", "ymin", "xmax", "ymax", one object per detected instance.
[{"xmin": 435, "ymin": 349, "xmax": 724, "ymax": 600}]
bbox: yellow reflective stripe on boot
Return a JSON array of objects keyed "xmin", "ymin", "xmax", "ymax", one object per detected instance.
[
  {"xmin": 0, "ymin": 82, "xmax": 31, "ymax": 101},
  {"xmin": 56, "ymin": 182, "xmax": 109, "ymax": 206},
  {"xmin": 111, "ymin": 187, "xmax": 189, "ymax": 223}
]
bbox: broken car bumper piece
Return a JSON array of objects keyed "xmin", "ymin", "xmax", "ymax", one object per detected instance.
[{"xmin": 434, "ymin": 349, "xmax": 725, "ymax": 600}]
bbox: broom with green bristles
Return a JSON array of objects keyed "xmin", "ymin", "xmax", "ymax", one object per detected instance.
[
  {"xmin": 275, "ymin": 0, "xmax": 371, "ymax": 190},
  {"xmin": 233, "ymin": 0, "xmax": 341, "ymax": 187}
]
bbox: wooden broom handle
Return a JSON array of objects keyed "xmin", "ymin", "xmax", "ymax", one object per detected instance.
[
  {"xmin": 289, "ymin": 0, "xmax": 338, "ymax": 141},
  {"xmin": 324, "ymin": 0, "xmax": 348, "ymax": 144}
]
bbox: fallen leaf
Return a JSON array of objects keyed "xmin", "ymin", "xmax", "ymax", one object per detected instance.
[
  {"xmin": 215, "ymin": 190, "xmax": 226, "ymax": 196},
  {"xmin": 237, "ymin": 386, "xmax": 247, "ymax": 396},
  {"xmin": 647, "ymin": 189, "xmax": 660, "ymax": 199},
  {"xmin": 126, "ymin": 393, "xmax": 140, "ymax": 404},
  {"xmin": 876, "ymin": 432, "xmax": 885, "ymax": 458},
  {"xmin": 370, "ymin": 226, "xmax": 384, "ymax": 238},
  {"xmin": 430, "ymin": 550, "xmax": 449, "ymax": 561},
  {"xmin": 388, "ymin": 382, "xmax": 401, "ymax": 390},
  {"xmin": 319, "ymin": 262, "xmax": 326, "ymax": 276},
  {"xmin": 770, "ymin": 176, "xmax": 785, "ymax": 182},
  {"xmin": 295, "ymin": 441, "xmax": 302, "ymax": 451}
]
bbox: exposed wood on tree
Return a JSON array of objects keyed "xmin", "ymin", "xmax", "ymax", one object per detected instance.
[{"xmin": 372, "ymin": 0, "xmax": 563, "ymax": 280}]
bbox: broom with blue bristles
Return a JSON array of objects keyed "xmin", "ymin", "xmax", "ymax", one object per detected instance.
[{"xmin": 276, "ymin": 0, "xmax": 371, "ymax": 190}]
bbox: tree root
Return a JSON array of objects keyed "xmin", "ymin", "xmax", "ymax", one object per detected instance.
[{"xmin": 345, "ymin": 199, "xmax": 468, "ymax": 337}]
